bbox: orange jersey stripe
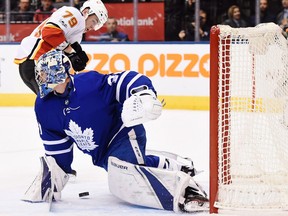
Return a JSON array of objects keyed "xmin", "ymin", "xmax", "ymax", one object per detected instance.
[
  {"xmin": 42, "ymin": 24, "xmax": 66, "ymax": 48},
  {"xmin": 29, "ymin": 25, "xmax": 66, "ymax": 60},
  {"xmin": 14, "ymin": 57, "xmax": 27, "ymax": 65}
]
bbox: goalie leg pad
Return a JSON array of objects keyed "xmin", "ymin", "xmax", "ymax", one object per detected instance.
[
  {"xmin": 107, "ymin": 156, "xmax": 192, "ymax": 212},
  {"xmin": 146, "ymin": 149, "xmax": 201, "ymax": 177},
  {"xmin": 22, "ymin": 156, "xmax": 69, "ymax": 202}
]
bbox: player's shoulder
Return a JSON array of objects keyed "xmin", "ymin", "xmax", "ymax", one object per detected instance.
[
  {"xmin": 57, "ymin": 6, "xmax": 79, "ymax": 12},
  {"xmin": 54, "ymin": 6, "xmax": 82, "ymax": 18},
  {"xmin": 64, "ymin": 6, "xmax": 82, "ymax": 14},
  {"xmin": 74, "ymin": 71, "xmax": 104, "ymax": 83},
  {"xmin": 76, "ymin": 71, "xmax": 102, "ymax": 78},
  {"xmin": 74, "ymin": 70, "xmax": 142, "ymax": 84},
  {"xmin": 49, "ymin": 6, "xmax": 84, "ymax": 32},
  {"xmin": 120, "ymin": 70, "xmax": 142, "ymax": 78},
  {"xmin": 35, "ymin": 94, "xmax": 59, "ymax": 113}
]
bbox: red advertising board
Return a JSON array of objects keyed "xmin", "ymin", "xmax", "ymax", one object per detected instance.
[
  {"xmin": 0, "ymin": 23, "xmax": 38, "ymax": 42},
  {"xmin": 85, "ymin": 2, "xmax": 164, "ymax": 41},
  {"xmin": 0, "ymin": 2, "xmax": 164, "ymax": 42}
]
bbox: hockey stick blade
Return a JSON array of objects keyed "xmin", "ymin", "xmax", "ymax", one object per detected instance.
[{"xmin": 48, "ymin": 183, "xmax": 55, "ymax": 212}]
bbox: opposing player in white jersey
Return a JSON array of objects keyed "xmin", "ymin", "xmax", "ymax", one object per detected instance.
[
  {"xmin": 22, "ymin": 50, "xmax": 209, "ymax": 213},
  {"xmin": 14, "ymin": 0, "xmax": 108, "ymax": 94}
]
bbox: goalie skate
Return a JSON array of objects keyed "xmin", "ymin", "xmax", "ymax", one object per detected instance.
[{"xmin": 179, "ymin": 186, "xmax": 209, "ymax": 213}]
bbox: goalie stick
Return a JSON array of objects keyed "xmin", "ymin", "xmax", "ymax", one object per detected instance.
[
  {"xmin": 48, "ymin": 162, "xmax": 68, "ymax": 212},
  {"xmin": 48, "ymin": 182, "xmax": 55, "ymax": 212}
]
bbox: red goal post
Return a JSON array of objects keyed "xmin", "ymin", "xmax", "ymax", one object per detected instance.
[{"xmin": 209, "ymin": 23, "xmax": 288, "ymax": 214}]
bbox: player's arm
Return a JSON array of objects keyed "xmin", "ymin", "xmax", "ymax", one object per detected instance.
[
  {"xmin": 41, "ymin": 24, "xmax": 88, "ymax": 72},
  {"xmin": 41, "ymin": 23, "xmax": 67, "ymax": 49},
  {"xmin": 39, "ymin": 125, "xmax": 74, "ymax": 173}
]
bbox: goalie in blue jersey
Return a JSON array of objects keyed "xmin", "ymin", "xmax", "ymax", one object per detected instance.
[{"xmin": 23, "ymin": 50, "xmax": 209, "ymax": 213}]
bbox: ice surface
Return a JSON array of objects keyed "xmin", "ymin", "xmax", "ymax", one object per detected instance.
[{"xmin": 0, "ymin": 108, "xmax": 209, "ymax": 216}]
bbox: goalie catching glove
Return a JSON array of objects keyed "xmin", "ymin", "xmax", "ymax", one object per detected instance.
[
  {"xmin": 65, "ymin": 42, "xmax": 89, "ymax": 72},
  {"xmin": 121, "ymin": 89, "xmax": 163, "ymax": 127}
]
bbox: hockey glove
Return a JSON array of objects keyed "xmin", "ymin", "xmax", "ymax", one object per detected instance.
[
  {"xmin": 71, "ymin": 42, "xmax": 82, "ymax": 53},
  {"xmin": 71, "ymin": 42, "xmax": 89, "ymax": 64},
  {"xmin": 65, "ymin": 52, "xmax": 86, "ymax": 72},
  {"xmin": 78, "ymin": 50, "xmax": 89, "ymax": 64},
  {"xmin": 121, "ymin": 89, "xmax": 163, "ymax": 127}
]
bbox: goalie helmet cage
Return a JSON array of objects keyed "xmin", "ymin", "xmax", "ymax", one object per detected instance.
[{"xmin": 209, "ymin": 23, "xmax": 288, "ymax": 214}]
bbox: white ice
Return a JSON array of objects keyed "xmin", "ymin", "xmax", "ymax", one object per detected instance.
[{"xmin": 0, "ymin": 107, "xmax": 210, "ymax": 216}]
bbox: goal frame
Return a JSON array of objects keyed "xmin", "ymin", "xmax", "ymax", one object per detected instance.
[
  {"xmin": 209, "ymin": 25, "xmax": 240, "ymax": 214},
  {"xmin": 209, "ymin": 25, "xmax": 220, "ymax": 214},
  {"xmin": 209, "ymin": 23, "xmax": 288, "ymax": 214}
]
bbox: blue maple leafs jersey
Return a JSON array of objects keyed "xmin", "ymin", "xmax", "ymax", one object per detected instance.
[{"xmin": 35, "ymin": 70, "xmax": 157, "ymax": 173}]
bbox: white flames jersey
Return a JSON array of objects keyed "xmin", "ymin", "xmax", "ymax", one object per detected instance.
[{"xmin": 14, "ymin": 6, "xmax": 85, "ymax": 64}]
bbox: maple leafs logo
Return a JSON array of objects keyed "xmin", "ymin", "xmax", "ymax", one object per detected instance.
[{"xmin": 64, "ymin": 120, "xmax": 98, "ymax": 151}]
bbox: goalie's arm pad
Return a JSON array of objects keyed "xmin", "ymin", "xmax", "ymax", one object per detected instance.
[{"xmin": 121, "ymin": 89, "xmax": 163, "ymax": 127}]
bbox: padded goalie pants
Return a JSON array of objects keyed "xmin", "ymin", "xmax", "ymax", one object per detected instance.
[
  {"xmin": 99, "ymin": 124, "xmax": 160, "ymax": 170},
  {"xmin": 19, "ymin": 59, "xmax": 39, "ymax": 94}
]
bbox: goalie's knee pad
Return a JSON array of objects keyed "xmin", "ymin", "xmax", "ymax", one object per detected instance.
[
  {"xmin": 22, "ymin": 156, "xmax": 69, "ymax": 202},
  {"xmin": 146, "ymin": 149, "xmax": 201, "ymax": 177},
  {"xmin": 107, "ymin": 156, "xmax": 208, "ymax": 212}
]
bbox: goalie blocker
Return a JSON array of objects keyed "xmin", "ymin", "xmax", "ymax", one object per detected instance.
[{"xmin": 22, "ymin": 156, "xmax": 69, "ymax": 203}]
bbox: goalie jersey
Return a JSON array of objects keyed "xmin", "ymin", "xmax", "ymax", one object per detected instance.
[{"xmin": 35, "ymin": 70, "xmax": 157, "ymax": 173}]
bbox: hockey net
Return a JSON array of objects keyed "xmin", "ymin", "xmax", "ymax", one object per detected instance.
[{"xmin": 210, "ymin": 23, "xmax": 288, "ymax": 213}]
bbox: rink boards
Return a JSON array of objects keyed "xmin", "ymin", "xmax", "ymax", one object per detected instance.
[{"xmin": 0, "ymin": 43, "xmax": 210, "ymax": 110}]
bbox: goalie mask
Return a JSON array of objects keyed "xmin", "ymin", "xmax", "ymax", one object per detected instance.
[
  {"xmin": 35, "ymin": 50, "xmax": 71, "ymax": 98},
  {"xmin": 80, "ymin": 0, "xmax": 108, "ymax": 31}
]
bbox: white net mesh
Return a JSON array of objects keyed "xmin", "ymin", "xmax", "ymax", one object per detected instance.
[{"xmin": 215, "ymin": 23, "xmax": 288, "ymax": 210}]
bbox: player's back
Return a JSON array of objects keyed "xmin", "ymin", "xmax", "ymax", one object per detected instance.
[
  {"xmin": 48, "ymin": 6, "xmax": 85, "ymax": 43},
  {"xmin": 15, "ymin": 6, "xmax": 85, "ymax": 62}
]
